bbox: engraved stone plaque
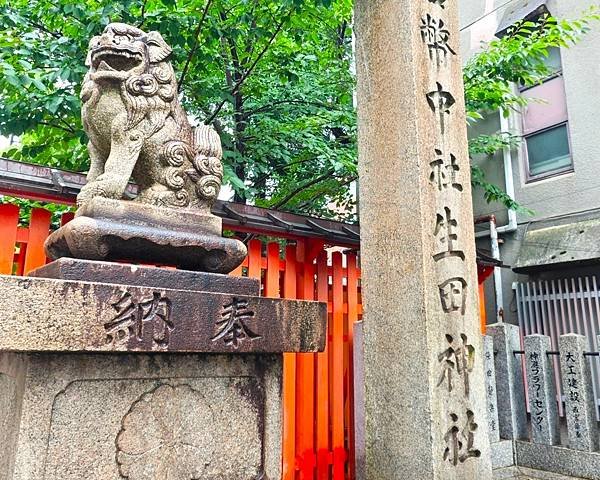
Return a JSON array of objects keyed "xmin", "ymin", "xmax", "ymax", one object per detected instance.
[
  {"xmin": 44, "ymin": 378, "xmax": 262, "ymax": 479},
  {"xmin": 2, "ymin": 353, "xmax": 281, "ymax": 480}
]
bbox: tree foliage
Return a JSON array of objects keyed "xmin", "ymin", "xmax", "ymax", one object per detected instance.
[
  {"xmin": 0, "ymin": 0, "xmax": 355, "ymax": 219},
  {"xmin": 0, "ymin": 2, "xmax": 598, "ymax": 222},
  {"xmin": 465, "ymin": 9, "xmax": 600, "ymax": 211}
]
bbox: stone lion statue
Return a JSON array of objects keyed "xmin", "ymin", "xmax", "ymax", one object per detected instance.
[{"xmin": 78, "ymin": 22, "xmax": 222, "ymax": 210}]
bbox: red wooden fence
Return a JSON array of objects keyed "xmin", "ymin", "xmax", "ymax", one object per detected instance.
[{"xmin": 0, "ymin": 203, "xmax": 362, "ymax": 479}]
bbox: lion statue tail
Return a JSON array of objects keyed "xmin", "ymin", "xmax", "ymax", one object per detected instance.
[{"xmin": 189, "ymin": 124, "xmax": 224, "ymax": 205}]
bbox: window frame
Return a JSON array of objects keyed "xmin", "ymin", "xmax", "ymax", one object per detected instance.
[
  {"xmin": 519, "ymin": 47, "xmax": 573, "ymax": 183},
  {"xmin": 522, "ymin": 120, "xmax": 573, "ymax": 183}
]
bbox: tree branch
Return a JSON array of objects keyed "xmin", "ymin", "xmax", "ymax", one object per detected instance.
[
  {"xmin": 39, "ymin": 121, "xmax": 75, "ymax": 133},
  {"xmin": 137, "ymin": 0, "xmax": 148, "ymax": 28},
  {"xmin": 295, "ymin": 175, "xmax": 357, "ymax": 212},
  {"xmin": 205, "ymin": 11, "xmax": 290, "ymax": 125},
  {"xmin": 252, "ymin": 156, "xmax": 320, "ymax": 185},
  {"xmin": 178, "ymin": 0, "xmax": 214, "ymax": 91},
  {"xmin": 243, "ymin": 99, "xmax": 336, "ymax": 118},
  {"xmin": 270, "ymin": 169, "xmax": 335, "ymax": 209}
]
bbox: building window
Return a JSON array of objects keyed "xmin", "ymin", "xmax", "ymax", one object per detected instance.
[
  {"xmin": 525, "ymin": 123, "xmax": 571, "ymax": 177},
  {"xmin": 521, "ymin": 47, "xmax": 572, "ymax": 182}
]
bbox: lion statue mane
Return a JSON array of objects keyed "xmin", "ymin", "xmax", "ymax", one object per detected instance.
[{"xmin": 78, "ymin": 22, "xmax": 222, "ymax": 210}]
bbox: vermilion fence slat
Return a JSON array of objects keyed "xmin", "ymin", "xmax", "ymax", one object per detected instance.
[
  {"xmin": 277, "ymin": 243, "xmax": 296, "ymax": 480},
  {"xmin": 0, "ymin": 204, "xmax": 19, "ymax": 274},
  {"xmin": 23, "ymin": 208, "xmax": 51, "ymax": 274},
  {"xmin": 60, "ymin": 211, "xmax": 75, "ymax": 226},
  {"xmin": 247, "ymin": 239, "xmax": 262, "ymax": 280},
  {"xmin": 346, "ymin": 253, "xmax": 359, "ymax": 480},
  {"xmin": 0, "ymin": 201, "xmax": 365, "ymax": 479},
  {"xmin": 296, "ymin": 258, "xmax": 316, "ymax": 479},
  {"xmin": 316, "ymin": 252, "xmax": 331, "ymax": 480},
  {"xmin": 331, "ymin": 253, "xmax": 345, "ymax": 480}
]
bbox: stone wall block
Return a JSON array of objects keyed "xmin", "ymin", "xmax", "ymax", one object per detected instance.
[
  {"xmin": 487, "ymin": 323, "xmax": 528, "ymax": 440},
  {"xmin": 524, "ymin": 334, "xmax": 560, "ymax": 446},
  {"xmin": 559, "ymin": 334, "xmax": 599, "ymax": 452}
]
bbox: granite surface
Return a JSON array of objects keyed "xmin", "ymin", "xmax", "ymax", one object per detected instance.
[
  {"xmin": 559, "ymin": 334, "xmax": 599, "ymax": 451},
  {"xmin": 494, "ymin": 466, "xmax": 586, "ymax": 480},
  {"xmin": 0, "ymin": 274, "xmax": 326, "ymax": 354},
  {"xmin": 488, "ymin": 323, "xmax": 529, "ymax": 440},
  {"xmin": 2, "ymin": 352, "xmax": 282, "ymax": 480},
  {"xmin": 355, "ymin": 0, "xmax": 491, "ymax": 477},
  {"xmin": 525, "ymin": 334, "xmax": 560, "ymax": 446}
]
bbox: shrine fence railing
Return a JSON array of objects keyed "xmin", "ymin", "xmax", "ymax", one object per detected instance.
[{"xmin": 0, "ymin": 201, "xmax": 362, "ymax": 480}]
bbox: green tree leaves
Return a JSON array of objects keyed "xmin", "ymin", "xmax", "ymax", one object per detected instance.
[{"xmin": 0, "ymin": 1, "xmax": 596, "ymax": 221}]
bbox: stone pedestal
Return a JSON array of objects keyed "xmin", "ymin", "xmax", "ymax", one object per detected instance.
[
  {"xmin": 44, "ymin": 198, "xmax": 247, "ymax": 273},
  {"xmin": 0, "ymin": 260, "xmax": 327, "ymax": 479},
  {"xmin": 1, "ymin": 352, "xmax": 282, "ymax": 480},
  {"xmin": 559, "ymin": 334, "xmax": 599, "ymax": 452},
  {"xmin": 525, "ymin": 334, "xmax": 560, "ymax": 446}
]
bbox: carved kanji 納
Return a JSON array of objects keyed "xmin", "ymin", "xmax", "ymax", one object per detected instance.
[{"xmin": 104, "ymin": 290, "xmax": 173, "ymax": 347}]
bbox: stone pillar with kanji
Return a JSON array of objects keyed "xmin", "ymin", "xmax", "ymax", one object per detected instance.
[{"xmin": 354, "ymin": 0, "xmax": 493, "ymax": 478}]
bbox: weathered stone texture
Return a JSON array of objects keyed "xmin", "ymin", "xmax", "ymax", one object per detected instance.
[
  {"xmin": 43, "ymin": 22, "xmax": 247, "ymax": 273},
  {"xmin": 354, "ymin": 0, "xmax": 491, "ymax": 477},
  {"xmin": 484, "ymin": 335, "xmax": 500, "ymax": 444},
  {"xmin": 31, "ymin": 258, "xmax": 260, "ymax": 295},
  {"xmin": 45, "ymin": 198, "xmax": 247, "ymax": 273},
  {"xmin": 0, "ymin": 274, "xmax": 326, "ymax": 354},
  {"xmin": 3, "ymin": 353, "xmax": 282, "ymax": 480},
  {"xmin": 487, "ymin": 323, "xmax": 528, "ymax": 441},
  {"xmin": 559, "ymin": 334, "xmax": 599, "ymax": 452},
  {"xmin": 0, "ymin": 354, "xmax": 26, "ymax": 480},
  {"xmin": 524, "ymin": 334, "xmax": 560, "ymax": 446}
]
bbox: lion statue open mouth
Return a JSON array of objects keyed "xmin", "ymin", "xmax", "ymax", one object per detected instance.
[{"xmin": 78, "ymin": 22, "xmax": 222, "ymax": 210}]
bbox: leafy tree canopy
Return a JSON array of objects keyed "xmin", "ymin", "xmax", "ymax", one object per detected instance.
[{"xmin": 0, "ymin": 1, "xmax": 598, "ymax": 222}]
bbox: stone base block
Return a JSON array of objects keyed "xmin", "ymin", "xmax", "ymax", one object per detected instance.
[
  {"xmin": 30, "ymin": 258, "xmax": 260, "ymax": 295},
  {"xmin": 516, "ymin": 440, "xmax": 600, "ymax": 480},
  {"xmin": 0, "ymin": 352, "xmax": 282, "ymax": 480},
  {"xmin": 492, "ymin": 440, "xmax": 516, "ymax": 469},
  {"xmin": 44, "ymin": 197, "xmax": 247, "ymax": 273}
]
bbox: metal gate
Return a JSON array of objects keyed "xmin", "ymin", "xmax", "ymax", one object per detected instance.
[{"xmin": 515, "ymin": 276, "xmax": 600, "ymax": 418}]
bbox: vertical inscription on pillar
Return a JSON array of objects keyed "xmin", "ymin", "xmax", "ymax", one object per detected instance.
[
  {"xmin": 420, "ymin": 0, "xmax": 485, "ymax": 468},
  {"xmin": 437, "ymin": 334, "xmax": 475, "ymax": 396},
  {"xmin": 529, "ymin": 352, "xmax": 545, "ymax": 432},
  {"xmin": 433, "ymin": 207, "xmax": 465, "ymax": 261},
  {"xmin": 565, "ymin": 351, "xmax": 584, "ymax": 439},
  {"xmin": 428, "ymin": 0, "xmax": 446, "ymax": 8},
  {"xmin": 438, "ymin": 277, "xmax": 467, "ymax": 315},
  {"xmin": 420, "ymin": 14, "xmax": 456, "ymax": 67},
  {"xmin": 443, "ymin": 410, "xmax": 481, "ymax": 465},
  {"xmin": 426, "ymin": 83, "xmax": 455, "ymax": 134},
  {"xmin": 429, "ymin": 149, "xmax": 462, "ymax": 192}
]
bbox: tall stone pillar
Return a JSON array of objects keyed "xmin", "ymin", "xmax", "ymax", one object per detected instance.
[{"xmin": 354, "ymin": 1, "xmax": 492, "ymax": 478}]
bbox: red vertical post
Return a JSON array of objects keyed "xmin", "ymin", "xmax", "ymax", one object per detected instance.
[
  {"xmin": 315, "ymin": 251, "xmax": 330, "ymax": 480},
  {"xmin": 0, "ymin": 204, "xmax": 19, "ymax": 275},
  {"xmin": 331, "ymin": 252, "xmax": 345, "ymax": 480},
  {"xmin": 346, "ymin": 253, "xmax": 359, "ymax": 479},
  {"xmin": 272, "ymin": 242, "xmax": 295, "ymax": 480},
  {"xmin": 479, "ymin": 282, "xmax": 487, "ymax": 334},
  {"xmin": 60, "ymin": 211, "xmax": 75, "ymax": 226},
  {"xmin": 296, "ymin": 256, "xmax": 316, "ymax": 479},
  {"xmin": 23, "ymin": 208, "xmax": 51, "ymax": 274},
  {"xmin": 247, "ymin": 239, "xmax": 263, "ymax": 281}
]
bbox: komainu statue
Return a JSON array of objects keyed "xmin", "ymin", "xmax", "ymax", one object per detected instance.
[
  {"xmin": 44, "ymin": 23, "xmax": 246, "ymax": 273},
  {"xmin": 78, "ymin": 23, "xmax": 222, "ymax": 210}
]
